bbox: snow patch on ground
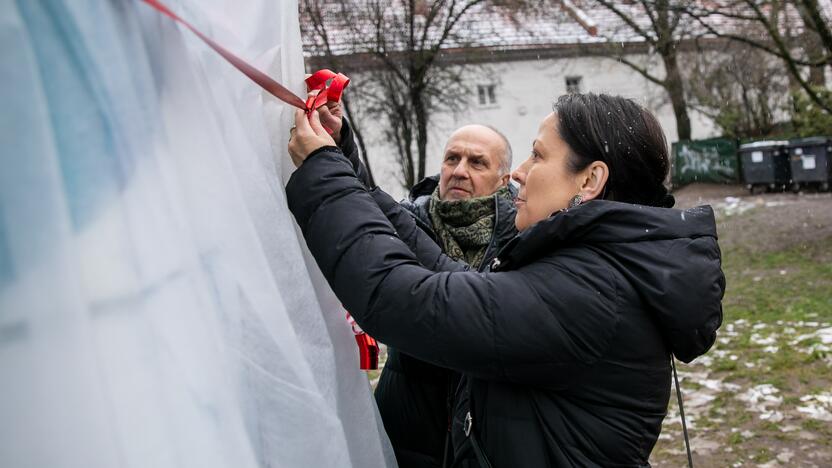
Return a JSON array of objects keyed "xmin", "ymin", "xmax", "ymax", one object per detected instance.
[
  {"xmin": 797, "ymin": 393, "xmax": 832, "ymax": 422},
  {"xmin": 717, "ymin": 197, "xmax": 758, "ymax": 217},
  {"xmin": 790, "ymin": 327, "xmax": 832, "ymax": 356},
  {"xmin": 751, "ymin": 333, "xmax": 777, "ymax": 346},
  {"xmin": 663, "ymin": 319, "xmax": 831, "ymax": 463},
  {"xmin": 737, "ymin": 384, "xmax": 784, "ymax": 422}
]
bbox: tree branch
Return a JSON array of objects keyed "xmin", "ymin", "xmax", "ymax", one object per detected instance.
[
  {"xmin": 796, "ymin": 0, "xmax": 832, "ymax": 60},
  {"xmin": 615, "ymin": 54, "xmax": 667, "ymax": 87},
  {"xmin": 743, "ymin": 0, "xmax": 832, "ymax": 113},
  {"xmin": 683, "ymin": 5, "xmax": 830, "ymax": 67},
  {"xmin": 592, "ymin": 0, "xmax": 656, "ymax": 43}
]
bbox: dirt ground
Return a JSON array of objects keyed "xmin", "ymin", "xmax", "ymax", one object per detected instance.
[{"xmin": 672, "ymin": 184, "xmax": 832, "ymax": 255}]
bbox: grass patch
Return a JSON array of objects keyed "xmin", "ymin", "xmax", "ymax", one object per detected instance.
[
  {"xmin": 752, "ymin": 447, "xmax": 773, "ymax": 463},
  {"xmin": 728, "ymin": 432, "xmax": 743, "ymax": 445},
  {"xmin": 714, "ymin": 359, "xmax": 738, "ymax": 372},
  {"xmin": 802, "ymin": 418, "xmax": 825, "ymax": 432},
  {"xmin": 722, "ymin": 236, "xmax": 832, "ymax": 324}
]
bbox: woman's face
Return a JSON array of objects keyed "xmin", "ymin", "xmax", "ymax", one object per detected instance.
[{"xmin": 512, "ymin": 112, "xmax": 584, "ymax": 232}]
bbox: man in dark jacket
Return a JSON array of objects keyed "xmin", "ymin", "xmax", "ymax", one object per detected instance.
[
  {"xmin": 319, "ymin": 104, "xmax": 518, "ymax": 466},
  {"xmin": 374, "ymin": 125, "xmax": 518, "ymax": 468}
]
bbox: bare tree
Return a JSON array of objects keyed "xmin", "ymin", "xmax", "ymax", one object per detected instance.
[
  {"xmin": 301, "ymin": 0, "xmax": 377, "ymax": 186},
  {"xmin": 302, "ymin": 0, "xmax": 515, "ymax": 189},
  {"xmin": 681, "ymin": 0, "xmax": 832, "ymax": 114},
  {"xmin": 687, "ymin": 40, "xmax": 792, "ymax": 138},
  {"xmin": 586, "ymin": 0, "xmax": 697, "ymax": 140}
]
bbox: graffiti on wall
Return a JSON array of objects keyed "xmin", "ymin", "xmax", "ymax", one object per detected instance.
[
  {"xmin": 677, "ymin": 145, "xmax": 735, "ymax": 177},
  {"xmin": 673, "ymin": 140, "xmax": 738, "ymax": 184}
]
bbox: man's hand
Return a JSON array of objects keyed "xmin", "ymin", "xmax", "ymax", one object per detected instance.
[{"xmin": 288, "ymin": 109, "xmax": 335, "ymax": 167}]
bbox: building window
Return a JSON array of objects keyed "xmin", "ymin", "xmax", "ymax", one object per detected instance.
[
  {"xmin": 565, "ymin": 76, "xmax": 582, "ymax": 94},
  {"xmin": 477, "ymin": 84, "xmax": 497, "ymax": 106}
]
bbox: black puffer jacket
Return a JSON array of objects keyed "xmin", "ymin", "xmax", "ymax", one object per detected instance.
[
  {"xmin": 374, "ymin": 176, "xmax": 517, "ymax": 468},
  {"xmin": 287, "ymin": 149, "xmax": 724, "ymax": 467}
]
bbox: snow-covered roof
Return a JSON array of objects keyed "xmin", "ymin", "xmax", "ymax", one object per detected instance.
[
  {"xmin": 300, "ymin": 0, "xmax": 832, "ymax": 59},
  {"xmin": 300, "ymin": 1, "xmax": 648, "ymax": 58}
]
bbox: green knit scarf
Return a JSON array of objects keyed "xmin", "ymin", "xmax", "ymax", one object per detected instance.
[{"xmin": 429, "ymin": 185, "xmax": 510, "ymax": 269}]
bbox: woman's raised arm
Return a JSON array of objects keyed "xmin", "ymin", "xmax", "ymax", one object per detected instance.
[{"xmin": 287, "ymin": 148, "xmax": 619, "ymax": 387}]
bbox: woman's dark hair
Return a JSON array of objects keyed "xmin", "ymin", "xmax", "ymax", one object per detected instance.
[{"xmin": 554, "ymin": 93, "xmax": 675, "ymax": 208}]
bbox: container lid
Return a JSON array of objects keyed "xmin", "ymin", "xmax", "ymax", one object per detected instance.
[
  {"xmin": 788, "ymin": 136, "xmax": 831, "ymax": 146},
  {"xmin": 739, "ymin": 140, "xmax": 789, "ymax": 150}
]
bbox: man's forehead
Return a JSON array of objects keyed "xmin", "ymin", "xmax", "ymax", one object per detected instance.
[
  {"xmin": 444, "ymin": 125, "xmax": 502, "ymax": 155},
  {"xmin": 444, "ymin": 142, "xmax": 489, "ymax": 157}
]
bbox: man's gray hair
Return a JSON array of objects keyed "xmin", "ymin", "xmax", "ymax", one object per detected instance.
[{"xmin": 485, "ymin": 125, "xmax": 513, "ymax": 175}]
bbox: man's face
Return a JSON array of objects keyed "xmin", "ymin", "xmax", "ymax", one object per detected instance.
[{"xmin": 438, "ymin": 125, "xmax": 510, "ymax": 201}]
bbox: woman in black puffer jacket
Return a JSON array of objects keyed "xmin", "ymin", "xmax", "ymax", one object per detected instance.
[{"xmin": 286, "ymin": 93, "xmax": 724, "ymax": 467}]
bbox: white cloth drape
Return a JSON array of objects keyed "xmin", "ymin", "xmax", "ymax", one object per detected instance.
[{"xmin": 0, "ymin": 0, "xmax": 395, "ymax": 466}]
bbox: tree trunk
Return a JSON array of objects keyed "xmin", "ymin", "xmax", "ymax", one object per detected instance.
[
  {"xmin": 797, "ymin": 2, "xmax": 828, "ymax": 87},
  {"xmin": 413, "ymin": 93, "xmax": 429, "ymax": 182},
  {"xmin": 654, "ymin": 1, "xmax": 692, "ymax": 141},
  {"xmin": 400, "ymin": 118, "xmax": 416, "ymax": 189},
  {"xmin": 662, "ymin": 51, "xmax": 692, "ymax": 141},
  {"xmin": 342, "ymin": 96, "xmax": 375, "ymax": 187},
  {"xmin": 806, "ymin": 40, "xmax": 827, "ymax": 87}
]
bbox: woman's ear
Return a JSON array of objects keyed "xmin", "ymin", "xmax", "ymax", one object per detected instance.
[{"xmin": 579, "ymin": 161, "xmax": 609, "ymax": 202}]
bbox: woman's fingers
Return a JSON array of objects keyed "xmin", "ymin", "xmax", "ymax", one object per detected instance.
[
  {"xmin": 318, "ymin": 105, "xmax": 341, "ymax": 136},
  {"xmin": 317, "ymin": 105, "xmax": 339, "ymax": 140},
  {"xmin": 288, "ymin": 109, "xmax": 336, "ymax": 168},
  {"xmin": 294, "ymin": 108, "xmax": 328, "ymax": 136},
  {"xmin": 295, "ymin": 108, "xmax": 312, "ymax": 133},
  {"xmin": 308, "ymin": 109, "xmax": 326, "ymax": 135},
  {"xmin": 318, "ymin": 104, "xmax": 334, "ymax": 122}
]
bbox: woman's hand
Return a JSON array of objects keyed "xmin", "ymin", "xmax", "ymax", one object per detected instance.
[
  {"xmin": 288, "ymin": 109, "xmax": 335, "ymax": 167},
  {"xmin": 307, "ymin": 90, "xmax": 343, "ymax": 143},
  {"xmin": 321, "ymin": 103, "xmax": 344, "ymax": 145}
]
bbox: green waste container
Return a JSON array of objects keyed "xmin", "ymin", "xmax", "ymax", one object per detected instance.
[{"xmin": 672, "ymin": 138, "xmax": 739, "ymax": 186}]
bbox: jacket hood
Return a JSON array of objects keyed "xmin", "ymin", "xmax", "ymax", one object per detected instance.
[
  {"xmin": 498, "ymin": 200, "xmax": 724, "ymax": 363},
  {"xmin": 409, "ymin": 175, "xmax": 440, "ymax": 200}
]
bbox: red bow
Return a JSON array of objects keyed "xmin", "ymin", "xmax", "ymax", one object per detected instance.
[{"xmin": 305, "ymin": 69, "xmax": 350, "ymax": 112}]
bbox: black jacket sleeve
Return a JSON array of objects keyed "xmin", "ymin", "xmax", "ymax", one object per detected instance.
[
  {"xmin": 368, "ymin": 187, "xmax": 470, "ymax": 273},
  {"xmin": 338, "ymin": 118, "xmax": 374, "ymax": 188},
  {"xmin": 287, "ymin": 150, "xmax": 620, "ymax": 386}
]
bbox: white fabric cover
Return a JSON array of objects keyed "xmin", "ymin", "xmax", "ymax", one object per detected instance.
[{"xmin": 0, "ymin": 0, "xmax": 395, "ymax": 466}]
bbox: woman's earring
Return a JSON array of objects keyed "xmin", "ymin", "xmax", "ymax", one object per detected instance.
[{"xmin": 568, "ymin": 194, "xmax": 583, "ymax": 208}]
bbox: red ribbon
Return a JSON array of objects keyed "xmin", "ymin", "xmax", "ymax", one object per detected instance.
[
  {"xmin": 347, "ymin": 312, "xmax": 379, "ymax": 371},
  {"xmin": 304, "ymin": 69, "xmax": 350, "ymax": 134},
  {"xmin": 355, "ymin": 333, "xmax": 379, "ymax": 370},
  {"xmin": 305, "ymin": 69, "xmax": 350, "ymax": 111},
  {"xmin": 141, "ymin": 0, "xmax": 348, "ymax": 115}
]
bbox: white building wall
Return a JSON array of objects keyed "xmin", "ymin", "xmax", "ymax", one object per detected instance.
[{"xmin": 353, "ymin": 54, "xmax": 719, "ymax": 199}]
